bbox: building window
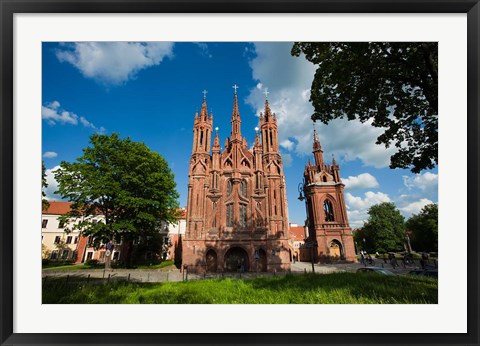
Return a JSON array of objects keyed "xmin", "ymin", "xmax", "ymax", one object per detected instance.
[
  {"xmin": 74, "ymin": 236, "xmax": 78, "ymax": 244},
  {"xmin": 226, "ymin": 204, "xmax": 234, "ymax": 227},
  {"xmin": 239, "ymin": 204, "xmax": 247, "ymax": 228},
  {"xmin": 324, "ymin": 200, "xmax": 335, "ymax": 222},
  {"xmin": 227, "ymin": 180, "xmax": 233, "ymax": 196},
  {"xmin": 58, "ymin": 220, "xmax": 66, "ymax": 228},
  {"xmin": 54, "ymin": 236, "xmax": 61, "ymax": 244},
  {"xmin": 50, "ymin": 250, "xmax": 59, "ymax": 260},
  {"xmin": 42, "ymin": 219, "xmax": 48, "ymax": 228},
  {"xmin": 61, "ymin": 249, "xmax": 70, "ymax": 260},
  {"xmin": 66, "ymin": 236, "xmax": 72, "ymax": 244},
  {"xmin": 240, "ymin": 180, "xmax": 247, "ymax": 197},
  {"xmin": 87, "ymin": 236, "xmax": 93, "ymax": 245},
  {"xmin": 86, "ymin": 252, "xmax": 93, "ymax": 260}
]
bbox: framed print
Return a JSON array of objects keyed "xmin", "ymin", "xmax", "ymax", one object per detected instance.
[{"xmin": 1, "ymin": 1, "xmax": 479, "ymax": 345}]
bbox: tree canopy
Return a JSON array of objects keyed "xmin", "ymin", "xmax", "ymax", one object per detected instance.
[
  {"xmin": 54, "ymin": 133, "xmax": 180, "ymax": 251},
  {"xmin": 406, "ymin": 203, "xmax": 438, "ymax": 252},
  {"xmin": 354, "ymin": 202, "xmax": 406, "ymax": 253},
  {"xmin": 291, "ymin": 42, "xmax": 437, "ymax": 173}
]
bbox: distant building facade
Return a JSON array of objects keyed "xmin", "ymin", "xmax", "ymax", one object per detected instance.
[
  {"xmin": 42, "ymin": 201, "xmax": 186, "ymax": 264},
  {"xmin": 301, "ymin": 130, "xmax": 356, "ymax": 262},
  {"xmin": 183, "ymin": 90, "xmax": 291, "ymax": 273},
  {"xmin": 288, "ymin": 223, "xmax": 306, "ymax": 262}
]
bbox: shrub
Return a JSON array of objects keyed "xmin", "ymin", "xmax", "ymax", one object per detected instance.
[{"xmin": 85, "ymin": 259, "xmax": 99, "ymax": 266}]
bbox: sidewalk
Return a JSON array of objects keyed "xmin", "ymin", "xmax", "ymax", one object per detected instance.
[
  {"xmin": 43, "ymin": 260, "xmax": 424, "ymax": 283},
  {"xmin": 291, "ymin": 260, "xmax": 423, "ymax": 275}
]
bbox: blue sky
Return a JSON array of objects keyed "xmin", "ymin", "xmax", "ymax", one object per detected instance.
[{"xmin": 42, "ymin": 42, "xmax": 438, "ymax": 227}]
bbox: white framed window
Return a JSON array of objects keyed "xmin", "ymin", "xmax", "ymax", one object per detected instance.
[
  {"xmin": 54, "ymin": 236, "xmax": 61, "ymax": 244},
  {"xmin": 42, "ymin": 219, "xmax": 48, "ymax": 228}
]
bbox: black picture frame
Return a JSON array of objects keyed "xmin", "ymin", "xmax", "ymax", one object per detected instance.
[{"xmin": 1, "ymin": 1, "xmax": 478, "ymax": 345}]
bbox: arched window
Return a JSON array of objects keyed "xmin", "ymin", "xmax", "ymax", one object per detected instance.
[
  {"xmin": 323, "ymin": 200, "xmax": 335, "ymax": 222},
  {"xmin": 239, "ymin": 204, "xmax": 247, "ymax": 228},
  {"xmin": 240, "ymin": 180, "xmax": 247, "ymax": 197},
  {"xmin": 226, "ymin": 204, "xmax": 234, "ymax": 227},
  {"xmin": 227, "ymin": 180, "xmax": 232, "ymax": 196}
]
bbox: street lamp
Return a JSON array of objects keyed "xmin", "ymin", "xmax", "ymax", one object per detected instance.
[{"xmin": 298, "ymin": 181, "xmax": 315, "ymax": 273}]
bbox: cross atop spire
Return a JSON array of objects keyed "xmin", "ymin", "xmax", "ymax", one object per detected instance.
[
  {"xmin": 263, "ymin": 88, "xmax": 269, "ymax": 99},
  {"xmin": 202, "ymin": 89, "xmax": 208, "ymax": 99},
  {"xmin": 232, "ymin": 84, "xmax": 239, "ymax": 94}
]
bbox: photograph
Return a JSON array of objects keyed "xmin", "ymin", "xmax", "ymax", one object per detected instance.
[
  {"xmin": 1, "ymin": 3, "xmax": 478, "ymax": 344},
  {"xmin": 41, "ymin": 41, "xmax": 439, "ymax": 304}
]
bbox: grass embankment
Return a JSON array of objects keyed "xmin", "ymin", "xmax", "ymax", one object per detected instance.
[
  {"xmin": 43, "ymin": 260, "xmax": 175, "ymax": 271},
  {"xmin": 43, "ymin": 272, "xmax": 437, "ymax": 304}
]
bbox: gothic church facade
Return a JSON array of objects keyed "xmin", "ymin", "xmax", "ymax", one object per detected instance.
[{"xmin": 183, "ymin": 90, "xmax": 291, "ymax": 273}]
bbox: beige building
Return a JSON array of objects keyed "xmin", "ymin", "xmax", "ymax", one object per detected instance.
[{"xmin": 42, "ymin": 202, "xmax": 105, "ymax": 261}]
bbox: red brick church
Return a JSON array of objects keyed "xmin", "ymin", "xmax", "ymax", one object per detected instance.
[{"xmin": 182, "ymin": 88, "xmax": 291, "ymax": 273}]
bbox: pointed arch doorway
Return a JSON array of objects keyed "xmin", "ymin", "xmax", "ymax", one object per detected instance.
[
  {"xmin": 224, "ymin": 247, "xmax": 249, "ymax": 272},
  {"xmin": 206, "ymin": 249, "xmax": 218, "ymax": 272},
  {"xmin": 329, "ymin": 239, "xmax": 343, "ymax": 259}
]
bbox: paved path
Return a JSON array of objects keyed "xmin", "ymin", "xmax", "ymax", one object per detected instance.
[
  {"xmin": 290, "ymin": 260, "xmax": 421, "ymax": 275},
  {"xmin": 43, "ymin": 260, "xmax": 425, "ymax": 283}
]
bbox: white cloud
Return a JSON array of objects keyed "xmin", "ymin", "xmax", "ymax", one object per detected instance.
[
  {"xmin": 56, "ymin": 42, "xmax": 174, "ymax": 85},
  {"xmin": 246, "ymin": 42, "xmax": 397, "ymax": 169},
  {"xmin": 400, "ymin": 198, "xmax": 434, "ymax": 216},
  {"xmin": 342, "ymin": 173, "xmax": 379, "ymax": 191},
  {"xmin": 279, "ymin": 139, "xmax": 295, "ymax": 151},
  {"xmin": 281, "ymin": 153, "xmax": 293, "ymax": 167},
  {"xmin": 193, "ymin": 42, "xmax": 212, "ymax": 58},
  {"xmin": 403, "ymin": 172, "xmax": 438, "ymax": 193},
  {"xmin": 346, "ymin": 191, "xmax": 391, "ymax": 210},
  {"xmin": 42, "ymin": 101, "xmax": 105, "ymax": 133},
  {"xmin": 345, "ymin": 191, "xmax": 391, "ymax": 228},
  {"xmin": 42, "ymin": 151, "xmax": 58, "ymax": 159},
  {"xmin": 43, "ymin": 165, "xmax": 62, "ymax": 201},
  {"xmin": 42, "ymin": 103, "xmax": 78, "ymax": 126}
]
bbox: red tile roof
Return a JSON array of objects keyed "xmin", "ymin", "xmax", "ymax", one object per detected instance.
[
  {"xmin": 177, "ymin": 208, "xmax": 187, "ymax": 219},
  {"xmin": 289, "ymin": 226, "xmax": 305, "ymax": 240},
  {"xmin": 42, "ymin": 201, "xmax": 72, "ymax": 215},
  {"xmin": 43, "ymin": 201, "xmax": 188, "ymax": 220}
]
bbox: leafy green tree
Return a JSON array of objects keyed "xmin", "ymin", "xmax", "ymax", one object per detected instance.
[
  {"xmin": 362, "ymin": 202, "xmax": 405, "ymax": 253},
  {"xmin": 54, "ymin": 133, "xmax": 180, "ymax": 267},
  {"xmin": 291, "ymin": 42, "xmax": 437, "ymax": 173},
  {"xmin": 42, "ymin": 161, "xmax": 50, "ymax": 210},
  {"xmin": 406, "ymin": 203, "xmax": 438, "ymax": 252},
  {"xmin": 353, "ymin": 226, "xmax": 374, "ymax": 253}
]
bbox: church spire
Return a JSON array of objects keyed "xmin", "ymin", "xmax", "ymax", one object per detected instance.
[
  {"xmin": 200, "ymin": 98, "xmax": 208, "ymax": 120},
  {"xmin": 192, "ymin": 91, "xmax": 213, "ymax": 154},
  {"xmin": 213, "ymin": 127, "xmax": 220, "ymax": 150},
  {"xmin": 230, "ymin": 84, "xmax": 242, "ymax": 141},
  {"xmin": 312, "ymin": 128, "xmax": 324, "ymax": 168}
]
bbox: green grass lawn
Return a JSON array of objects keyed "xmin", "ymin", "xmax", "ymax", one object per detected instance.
[
  {"xmin": 43, "ymin": 272, "xmax": 437, "ymax": 304},
  {"xmin": 43, "ymin": 260, "xmax": 175, "ymax": 271}
]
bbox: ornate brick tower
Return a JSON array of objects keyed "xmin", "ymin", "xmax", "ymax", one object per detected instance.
[
  {"xmin": 183, "ymin": 88, "xmax": 291, "ymax": 273},
  {"xmin": 302, "ymin": 129, "xmax": 356, "ymax": 262}
]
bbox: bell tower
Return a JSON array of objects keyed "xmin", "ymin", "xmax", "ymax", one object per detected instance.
[{"xmin": 303, "ymin": 127, "xmax": 356, "ymax": 262}]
